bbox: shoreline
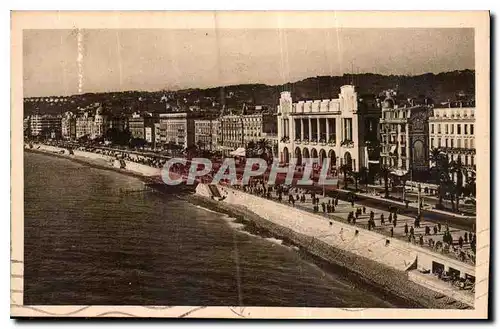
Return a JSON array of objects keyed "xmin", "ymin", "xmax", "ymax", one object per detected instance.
[{"xmin": 24, "ymin": 148, "xmax": 470, "ymax": 309}]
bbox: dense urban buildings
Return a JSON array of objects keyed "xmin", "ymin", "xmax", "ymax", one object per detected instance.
[
  {"xmin": 218, "ymin": 112, "xmax": 277, "ymax": 155},
  {"xmin": 194, "ymin": 119, "xmax": 219, "ymax": 151},
  {"xmin": 29, "ymin": 113, "xmax": 62, "ymax": 138},
  {"xmin": 379, "ymin": 90, "xmax": 433, "ymax": 181},
  {"xmin": 429, "ymin": 102, "xmax": 476, "ymax": 182},
  {"xmin": 157, "ymin": 112, "xmax": 197, "ymax": 149},
  {"xmin": 61, "ymin": 111, "xmax": 76, "ymax": 140},
  {"xmin": 277, "ymin": 85, "xmax": 381, "ymax": 173}
]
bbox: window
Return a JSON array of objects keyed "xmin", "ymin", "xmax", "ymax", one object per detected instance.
[
  {"xmin": 457, "ymin": 139, "xmax": 461, "ymax": 148},
  {"xmin": 451, "ymin": 139, "xmax": 454, "ymax": 148},
  {"xmin": 464, "ymin": 139, "xmax": 468, "ymax": 148},
  {"xmin": 402, "ymin": 159, "xmax": 407, "ymax": 168},
  {"xmin": 445, "ymin": 124, "xmax": 449, "ymax": 134},
  {"xmin": 431, "ymin": 124, "xmax": 434, "ymax": 134},
  {"xmin": 451, "ymin": 124, "xmax": 454, "ymax": 134},
  {"xmin": 438, "ymin": 124, "xmax": 441, "ymax": 134},
  {"xmin": 471, "ymin": 139, "xmax": 474, "ymax": 148},
  {"xmin": 464, "ymin": 124, "xmax": 468, "ymax": 135},
  {"xmin": 457, "ymin": 124, "xmax": 461, "ymax": 134},
  {"xmin": 464, "ymin": 155, "xmax": 469, "ymax": 165},
  {"xmin": 470, "ymin": 124, "xmax": 474, "ymax": 135},
  {"xmin": 430, "ymin": 138, "xmax": 434, "ymax": 148},
  {"xmin": 445, "ymin": 139, "xmax": 448, "ymax": 147},
  {"xmin": 471, "ymin": 156, "xmax": 474, "ymax": 166}
]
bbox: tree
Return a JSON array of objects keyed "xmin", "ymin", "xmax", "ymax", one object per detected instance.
[
  {"xmin": 351, "ymin": 171, "xmax": 360, "ymax": 191},
  {"xmin": 380, "ymin": 166, "xmax": 391, "ymax": 198},
  {"xmin": 255, "ymin": 138, "xmax": 273, "ymax": 163},
  {"xmin": 359, "ymin": 166, "xmax": 369, "ymax": 190},
  {"xmin": 429, "ymin": 148, "xmax": 450, "ymax": 209},
  {"xmin": 246, "ymin": 140, "xmax": 257, "ymax": 157}
]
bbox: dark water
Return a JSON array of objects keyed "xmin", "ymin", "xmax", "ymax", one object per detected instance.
[{"xmin": 24, "ymin": 152, "xmax": 397, "ymax": 307}]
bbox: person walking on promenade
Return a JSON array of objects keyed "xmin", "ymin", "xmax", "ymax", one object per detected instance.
[
  {"xmin": 437, "ymin": 223, "xmax": 441, "ymax": 232},
  {"xmin": 363, "ymin": 206, "xmax": 366, "ymax": 214},
  {"xmin": 419, "ymin": 235, "xmax": 424, "ymax": 246},
  {"xmin": 464, "ymin": 232, "xmax": 468, "ymax": 243},
  {"xmin": 469, "ymin": 232, "xmax": 473, "ymax": 242},
  {"xmin": 458, "ymin": 236, "xmax": 464, "ymax": 249},
  {"xmin": 353, "ymin": 216, "xmax": 357, "ymax": 225},
  {"xmin": 425, "ymin": 226, "xmax": 430, "ymax": 235},
  {"xmin": 390, "ymin": 227, "xmax": 394, "ymax": 237},
  {"xmin": 335, "ymin": 198, "xmax": 339, "ymax": 206},
  {"xmin": 388, "ymin": 213, "xmax": 392, "ymax": 224},
  {"xmin": 393, "ymin": 218, "xmax": 397, "ymax": 228},
  {"xmin": 404, "ymin": 223, "xmax": 409, "ymax": 236},
  {"xmin": 434, "ymin": 226, "xmax": 438, "ymax": 235},
  {"xmin": 394, "ymin": 212, "xmax": 397, "ymax": 221},
  {"xmin": 370, "ymin": 211, "xmax": 374, "ymax": 221},
  {"xmin": 410, "ymin": 226, "xmax": 415, "ymax": 237},
  {"xmin": 291, "ymin": 197, "xmax": 295, "ymax": 207},
  {"xmin": 321, "ymin": 202, "xmax": 326, "ymax": 213},
  {"xmin": 347, "ymin": 213, "xmax": 352, "ymax": 224},
  {"xmin": 380, "ymin": 214, "xmax": 385, "ymax": 225}
]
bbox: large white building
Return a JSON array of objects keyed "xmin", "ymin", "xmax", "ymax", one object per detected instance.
[
  {"xmin": 429, "ymin": 105, "xmax": 476, "ymax": 178},
  {"xmin": 277, "ymin": 85, "xmax": 381, "ymax": 173}
]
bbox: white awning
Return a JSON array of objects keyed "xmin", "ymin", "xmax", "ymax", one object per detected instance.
[{"xmin": 229, "ymin": 147, "xmax": 246, "ymax": 157}]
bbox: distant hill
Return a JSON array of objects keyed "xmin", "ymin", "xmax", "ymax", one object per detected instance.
[{"xmin": 23, "ymin": 70, "xmax": 475, "ymax": 116}]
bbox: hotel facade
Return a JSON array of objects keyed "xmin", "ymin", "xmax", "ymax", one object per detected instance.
[
  {"xmin": 429, "ymin": 104, "xmax": 476, "ymax": 181},
  {"xmin": 276, "ymin": 85, "xmax": 381, "ymax": 173},
  {"xmin": 379, "ymin": 91, "xmax": 433, "ymax": 181}
]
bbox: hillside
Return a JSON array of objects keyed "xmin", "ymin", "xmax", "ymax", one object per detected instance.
[{"xmin": 23, "ymin": 70, "xmax": 475, "ymax": 116}]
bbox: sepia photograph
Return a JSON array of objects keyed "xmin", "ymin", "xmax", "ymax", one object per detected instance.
[{"xmin": 11, "ymin": 11, "xmax": 490, "ymax": 319}]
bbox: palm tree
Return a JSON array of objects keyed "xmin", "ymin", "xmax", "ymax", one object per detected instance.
[
  {"xmin": 449, "ymin": 159, "xmax": 466, "ymax": 212},
  {"xmin": 429, "ymin": 148, "xmax": 449, "ymax": 209},
  {"xmin": 255, "ymin": 138, "xmax": 273, "ymax": 163},
  {"xmin": 351, "ymin": 171, "xmax": 360, "ymax": 192},
  {"xmin": 380, "ymin": 166, "xmax": 391, "ymax": 198},
  {"xmin": 359, "ymin": 166, "xmax": 369, "ymax": 191}
]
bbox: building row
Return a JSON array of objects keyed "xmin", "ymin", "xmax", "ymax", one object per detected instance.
[
  {"xmin": 277, "ymin": 85, "xmax": 476, "ymax": 182},
  {"xmin": 25, "ymin": 85, "xmax": 476, "ymax": 184}
]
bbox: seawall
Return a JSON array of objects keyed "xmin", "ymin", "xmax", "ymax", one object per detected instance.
[
  {"xmin": 23, "ymin": 144, "xmax": 473, "ymax": 308},
  {"xmin": 194, "ymin": 184, "xmax": 474, "ymax": 309}
]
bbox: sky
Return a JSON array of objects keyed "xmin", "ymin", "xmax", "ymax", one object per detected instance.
[{"xmin": 23, "ymin": 28, "xmax": 475, "ymax": 97}]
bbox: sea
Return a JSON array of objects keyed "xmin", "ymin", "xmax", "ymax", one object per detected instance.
[{"xmin": 24, "ymin": 151, "xmax": 400, "ymax": 307}]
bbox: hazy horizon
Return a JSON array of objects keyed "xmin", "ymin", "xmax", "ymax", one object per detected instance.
[{"xmin": 23, "ymin": 28, "xmax": 475, "ymax": 98}]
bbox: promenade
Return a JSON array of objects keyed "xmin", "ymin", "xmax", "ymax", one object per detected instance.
[{"xmin": 250, "ymin": 184, "xmax": 476, "ymax": 266}]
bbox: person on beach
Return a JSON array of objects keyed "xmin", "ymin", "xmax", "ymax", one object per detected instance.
[
  {"xmin": 363, "ymin": 206, "xmax": 366, "ymax": 214},
  {"xmin": 404, "ymin": 223, "xmax": 409, "ymax": 236},
  {"xmin": 390, "ymin": 227, "xmax": 394, "ymax": 237},
  {"xmin": 393, "ymin": 218, "xmax": 397, "ymax": 228},
  {"xmin": 410, "ymin": 226, "xmax": 414, "ymax": 237}
]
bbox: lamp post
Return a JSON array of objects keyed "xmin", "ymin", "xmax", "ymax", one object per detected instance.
[{"xmin": 417, "ymin": 183, "xmax": 422, "ymax": 216}]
